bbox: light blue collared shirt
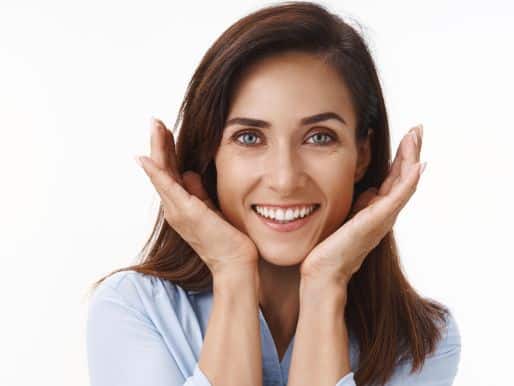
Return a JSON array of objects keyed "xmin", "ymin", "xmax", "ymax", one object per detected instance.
[{"xmin": 86, "ymin": 270, "xmax": 461, "ymax": 386}]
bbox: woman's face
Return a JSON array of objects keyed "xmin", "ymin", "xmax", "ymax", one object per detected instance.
[{"xmin": 214, "ymin": 51, "xmax": 371, "ymax": 266}]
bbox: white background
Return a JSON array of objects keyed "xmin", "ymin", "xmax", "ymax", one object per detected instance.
[{"xmin": 1, "ymin": 1, "xmax": 512, "ymax": 385}]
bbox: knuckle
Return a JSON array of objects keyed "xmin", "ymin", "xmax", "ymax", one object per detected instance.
[
  {"xmin": 181, "ymin": 195, "xmax": 198, "ymax": 213},
  {"xmin": 162, "ymin": 182, "xmax": 174, "ymax": 197}
]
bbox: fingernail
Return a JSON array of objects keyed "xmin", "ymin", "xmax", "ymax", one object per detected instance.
[
  {"xmin": 410, "ymin": 131, "xmax": 418, "ymax": 146},
  {"xmin": 150, "ymin": 116, "xmax": 160, "ymax": 131},
  {"xmin": 420, "ymin": 161, "xmax": 427, "ymax": 175},
  {"xmin": 134, "ymin": 155, "xmax": 143, "ymax": 168},
  {"xmin": 418, "ymin": 124, "xmax": 424, "ymax": 139}
]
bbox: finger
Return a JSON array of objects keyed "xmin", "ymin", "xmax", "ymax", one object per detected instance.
[
  {"xmin": 350, "ymin": 187, "xmax": 379, "ymax": 217},
  {"xmin": 151, "ymin": 118, "xmax": 182, "ymax": 184},
  {"xmin": 400, "ymin": 127, "xmax": 421, "ymax": 182},
  {"xmin": 137, "ymin": 155, "xmax": 192, "ymax": 215},
  {"xmin": 410, "ymin": 123, "xmax": 423, "ymax": 155},
  {"xmin": 379, "ymin": 161, "xmax": 423, "ymax": 219},
  {"xmin": 343, "ymin": 160, "xmax": 422, "ymax": 258},
  {"xmin": 379, "ymin": 125, "xmax": 422, "ymax": 196},
  {"xmin": 351, "ymin": 161, "xmax": 421, "ymax": 236},
  {"xmin": 378, "ymin": 132, "xmax": 409, "ymax": 196},
  {"xmin": 379, "ymin": 125, "xmax": 423, "ymax": 195},
  {"xmin": 150, "ymin": 117, "xmax": 169, "ymax": 169},
  {"xmin": 156, "ymin": 118, "xmax": 181, "ymax": 178},
  {"xmin": 182, "ymin": 171, "xmax": 218, "ymax": 212}
]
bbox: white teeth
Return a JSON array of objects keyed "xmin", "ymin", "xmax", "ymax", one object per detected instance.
[{"xmin": 254, "ymin": 205, "xmax": 317, "ymax": 222}]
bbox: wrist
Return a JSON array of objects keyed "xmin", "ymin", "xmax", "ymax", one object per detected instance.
[
  {"xmin": 212, "ymin": 262, "xmax": 260, "ymax": 294},
  {"xmin": 299, "ymin": 274, "xmax": 348, "ymax": 309}
]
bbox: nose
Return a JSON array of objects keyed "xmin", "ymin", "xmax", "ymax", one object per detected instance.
[{"xmin": 265, "ymin": 144, "xmax": 307, "ymax": 195}]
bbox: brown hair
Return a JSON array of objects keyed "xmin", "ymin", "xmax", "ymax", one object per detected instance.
[{"xmin": 90, "ymin": 2, "xmax": 449, "ymax": 385}]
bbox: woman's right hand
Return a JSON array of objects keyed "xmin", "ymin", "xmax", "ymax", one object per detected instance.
[{"xmin": 135, "ymin": 118, "xmax": 259, "ymax": 277}]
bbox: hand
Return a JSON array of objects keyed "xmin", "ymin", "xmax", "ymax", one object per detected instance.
[
  {"xmin": 135, "ymin": 118, "xmax": 259, "ymax": 276},
  {"xmin": 300, "ymin": 125, "xmax": 425, "ymax": 287}
]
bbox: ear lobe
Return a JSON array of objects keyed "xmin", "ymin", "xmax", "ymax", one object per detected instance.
[{"xmin": 354, "ymin": 128, "xmax": 373, "ymax": 183}]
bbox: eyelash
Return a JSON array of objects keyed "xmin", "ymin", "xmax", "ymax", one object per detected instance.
[{"xmin": 232, "ymin": 129, "xmax": 337, "ymax": 147}]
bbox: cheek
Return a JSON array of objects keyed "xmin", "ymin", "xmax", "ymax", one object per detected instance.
[
  {"xmin": 315, "ymin": 161, "xmax": 356, "ymax": 234},
  {"xmin": 214, "ymin": 155, "xmax": 252, "ymax": 231}
]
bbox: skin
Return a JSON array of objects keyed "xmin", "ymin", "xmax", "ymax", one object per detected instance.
[
  {"xmin": 136, "ymin": 51, "xmax": 424, "ymax": 380},
  {"xmin": 214, "ymin": 51, "xmax": 372, "ymax": 357}
]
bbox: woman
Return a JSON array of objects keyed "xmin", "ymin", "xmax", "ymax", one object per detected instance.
[{"xmin": 86, "ymin": 2, "xmax": 461, "ymax": 386}]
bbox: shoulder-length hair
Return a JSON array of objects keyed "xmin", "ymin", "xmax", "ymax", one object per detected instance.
[{"xmin": 91, "ymin": 2, "xmax": 449, "ymax": 385}]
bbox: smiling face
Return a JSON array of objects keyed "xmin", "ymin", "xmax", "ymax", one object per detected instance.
[{"xmin": 214, "ymin": 50, "xmax": 371, "ymax": 266}]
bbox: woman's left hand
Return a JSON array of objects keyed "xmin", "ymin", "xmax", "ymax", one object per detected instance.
[{"xmin": 300, "ymin": 124, "xmax": 425, "ymax": 288}]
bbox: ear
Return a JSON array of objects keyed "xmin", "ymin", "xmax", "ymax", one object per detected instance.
[{"xmin": 354, "ymin": 128, "xmax": 373, "ymax": 183}]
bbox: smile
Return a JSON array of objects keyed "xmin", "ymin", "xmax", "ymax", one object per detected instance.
[{"xmin": 251, "ymin": 204, "xmax": 321, "ymax": 232}]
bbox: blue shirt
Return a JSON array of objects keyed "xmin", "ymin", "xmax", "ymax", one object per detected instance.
[{"xmin": 86, "ymin": 270, "xmax": 461, "ymax": 386}]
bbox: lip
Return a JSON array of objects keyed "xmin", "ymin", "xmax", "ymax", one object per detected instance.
[{"xmin": 252, "ymin": 204, "xmax": 320, "ymax": 233}]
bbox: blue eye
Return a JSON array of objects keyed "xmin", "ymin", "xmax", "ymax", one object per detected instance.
[
  {"xmin": 306, "ymin": 132, "xmax": 334, "ymax": 145},
  {"xmin": 235, "ymin": 132, "xmax": 261, "ymax": 146},
  {"xmin": 233, "ymin": 130, "xmax": 336, "ymax": 147}
]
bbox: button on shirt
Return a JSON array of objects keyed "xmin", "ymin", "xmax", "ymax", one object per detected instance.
[{"xmin": 86, "ymin": 271, "xmax": 461, "ymax": 386}]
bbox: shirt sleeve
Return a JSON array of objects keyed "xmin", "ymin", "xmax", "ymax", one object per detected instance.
[
  {"xmin": 335, "ymin": 372, "xmax": 356, "ymax": 386},
  {"xmin": 86, "ymin": 282, "xmax": 212, "ymax": 386}
]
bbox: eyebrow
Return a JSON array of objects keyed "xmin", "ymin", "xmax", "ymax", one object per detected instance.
[{"xmin": 225, "ymin": 112, "xmax": 346, "ymax": 128}]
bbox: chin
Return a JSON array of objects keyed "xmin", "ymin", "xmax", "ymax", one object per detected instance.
[{"xmin": 256, "ymin": 242, "xmax": 309, "ymax": 267}]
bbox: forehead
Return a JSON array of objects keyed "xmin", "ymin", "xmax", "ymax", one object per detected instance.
[{"xmin": 228, "ymin": 51, "xmax": 356, "ymax": 127}]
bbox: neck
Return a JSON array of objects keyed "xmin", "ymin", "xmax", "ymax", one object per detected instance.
[{"xmin": 257, "ymin": 258, "xmax": 301, "ymax": 345}]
